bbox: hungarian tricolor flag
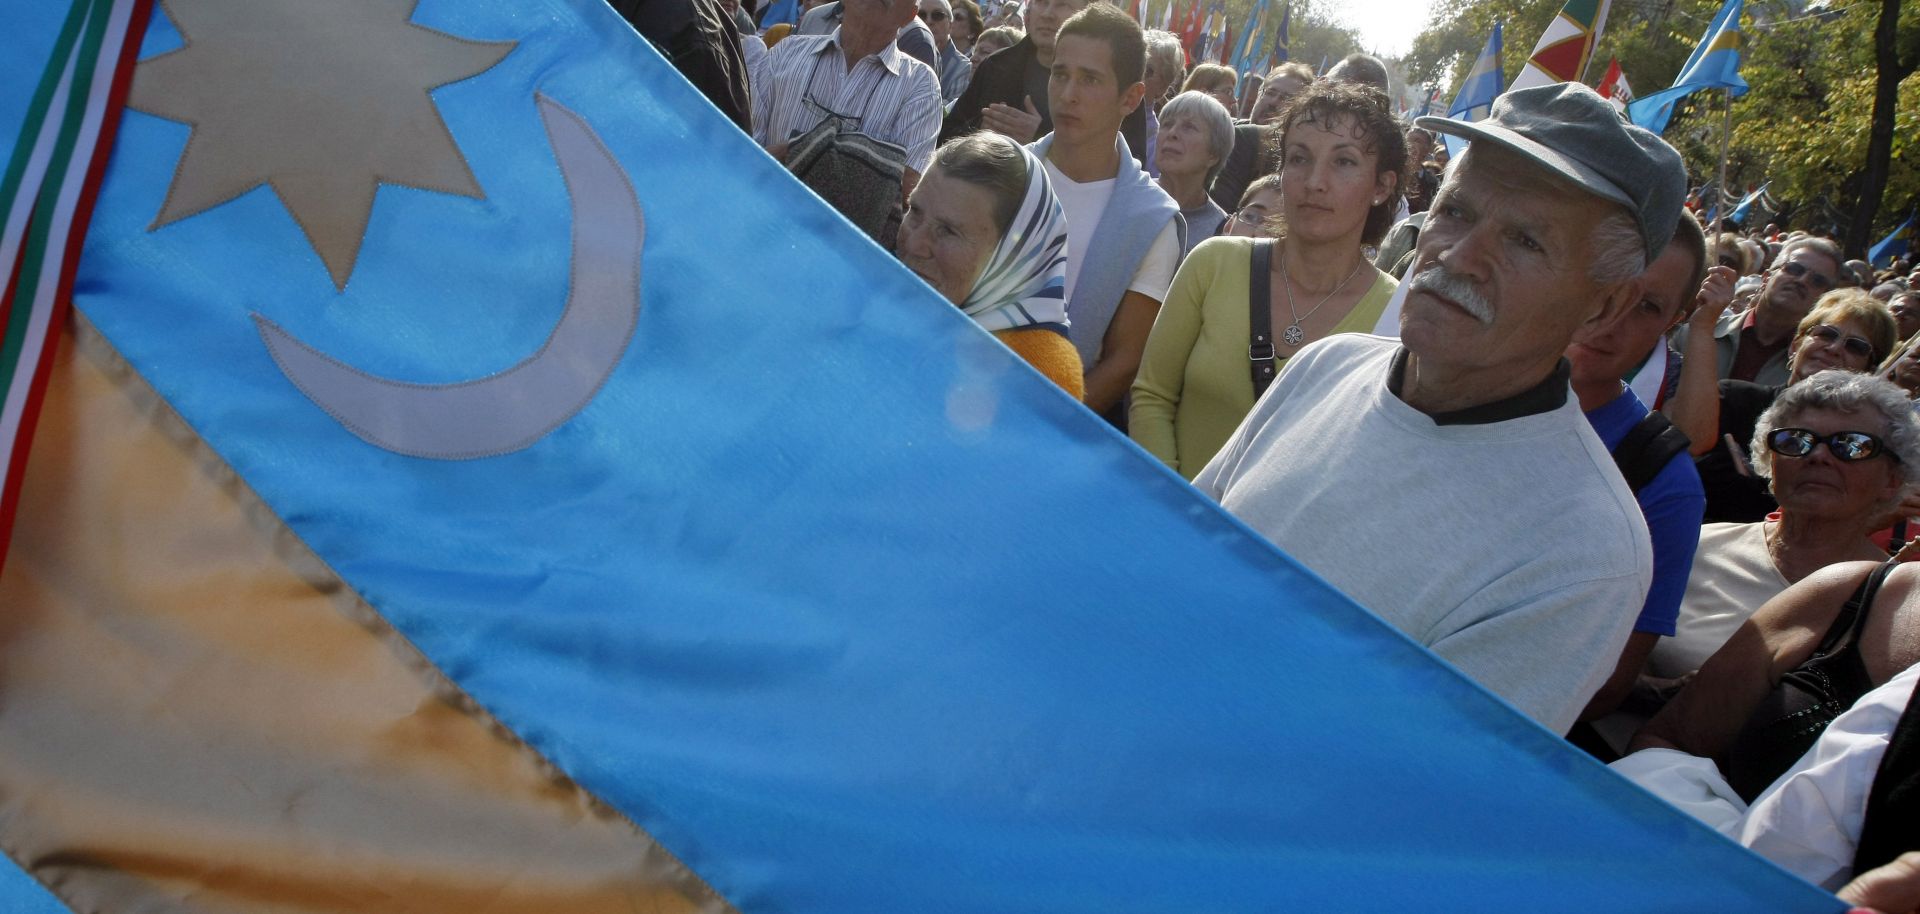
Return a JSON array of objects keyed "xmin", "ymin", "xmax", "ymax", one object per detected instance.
[{"xmin": 1596, "ymin": 56, "xmax": 1634, "ymax": 111}]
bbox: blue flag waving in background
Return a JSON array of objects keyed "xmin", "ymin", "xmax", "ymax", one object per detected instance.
[
  {"xmin": 0, "ymin": 0, "xmax": 1855, "ymax": 911},
  {"xmin": 1872, "ymin": 211, "xmax": 1916, "ymax": 268},
  {"xmin": 1729, "ymin": 181, "xmax": 1770, "ymax": 224},
  {"xmin": 1629, "ymin": 0, "xmax": 1747, "ymax": 133},
  {"xmin": 1441, "ymin": 23, "xmax": 1503, "ymax": 161}
]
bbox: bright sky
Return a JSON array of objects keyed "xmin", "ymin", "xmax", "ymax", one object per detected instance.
[{"xmin": 1338, "ymin": 0, "xmax": 1436, "ymax": 58}]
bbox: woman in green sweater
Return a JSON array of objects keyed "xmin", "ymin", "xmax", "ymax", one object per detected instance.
[{"xmin": 1129, "ymin": 82, "xmax": 1407, "ymax": 478}]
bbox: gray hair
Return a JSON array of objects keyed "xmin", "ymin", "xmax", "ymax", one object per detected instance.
[
  {"xmin": 1143, "ymin": 29, "xmax": 1183, "ymax": 83},
  {"xmin": 1158, "ymin": 90, "xmax": 1235, "ymax": 185},
  {"xmin": 1771, "ymin": 235, "xmax": 1844, "ymax": 273},
  {"xmin": 1750, "ymin": 370, "xmax": 1920, "ymax": 497},
  {"xmin": 1587, "ymin": 208, "xmax": 1647, "ymax": 285}
]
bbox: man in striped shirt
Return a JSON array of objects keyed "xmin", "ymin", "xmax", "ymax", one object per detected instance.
[{"xmin": 751, "ymin": 0, "xmax": 944, "ymax": 195}]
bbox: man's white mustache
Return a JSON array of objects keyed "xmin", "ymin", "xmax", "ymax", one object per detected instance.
[{"xmin": 1408, "ymin": 266, "xmax": 1494, "ymax": 324}]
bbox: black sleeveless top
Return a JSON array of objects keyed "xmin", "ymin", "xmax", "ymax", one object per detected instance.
[{"xmin": 1723, "ymin": 562, "xmax": 1894, "ymax": 802}]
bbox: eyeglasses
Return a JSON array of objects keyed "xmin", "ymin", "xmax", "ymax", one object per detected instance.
[
  {"xmin": 1718, "ymin": 255, "xmax": 1742, "ymax": 269},
  {"xmin": 1228, "ymin": 206, "xmax": 1268, "ymax": 227},
  {"xmin": 1765, "ymin": 427, "xmax": 1900, "ymax": 463},
  {"xmin": 1780, "ymin": 260, "xmax": 1837, "ymax": 292},
  {"xmin": 921, "ymin": 7, "xmax": 949, "ymax": 18},
  {"xmin": 1803, "ymin": 324, "xmax": 1876, "ymax": 361}
]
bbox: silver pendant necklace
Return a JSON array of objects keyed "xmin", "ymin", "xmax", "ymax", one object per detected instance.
[{"xmin": 1278, "ymin": 246, "xmax": 1365, "ymax": 347}]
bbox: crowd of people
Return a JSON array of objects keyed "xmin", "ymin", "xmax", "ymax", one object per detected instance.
[{"xmin": 624, "ymin": 0, "xmax": 1920, "ymax": 906}]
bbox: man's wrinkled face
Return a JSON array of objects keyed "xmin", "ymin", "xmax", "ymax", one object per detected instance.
[{"xmin": 1400, "ymin": 144, "xmax": 1631, "ymax": 384}]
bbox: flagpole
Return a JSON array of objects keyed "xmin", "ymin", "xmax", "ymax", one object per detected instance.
[{"xmin": 1715, "ymin": 86, "xmax": 1733, "ymax": 228}]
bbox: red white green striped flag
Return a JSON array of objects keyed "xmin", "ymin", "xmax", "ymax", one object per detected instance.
[
  {"xmin": 0, "ymin": 0, "xmax": 153, "ymax": 573},
  {"xmin": 1508, "ymin": 0, "xmax": 1612, "ymax": 90}
]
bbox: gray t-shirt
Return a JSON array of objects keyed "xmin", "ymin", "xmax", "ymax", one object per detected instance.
[{"xmin": 1194, "ymin": 334, "xmax": 1652, "ymax": 733}]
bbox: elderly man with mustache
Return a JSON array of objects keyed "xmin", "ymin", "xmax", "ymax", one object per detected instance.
[{"xmin": 1193, "ymin": 83, "xmax": 1689, "ymax": 735}]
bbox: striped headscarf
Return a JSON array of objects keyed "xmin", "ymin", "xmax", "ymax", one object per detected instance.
[{"xmin": 959, "ymin": 146, "xmax": 1070, "ymax": 333}]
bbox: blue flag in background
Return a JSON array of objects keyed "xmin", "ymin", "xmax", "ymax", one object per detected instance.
[
  {"xmin": 1269, "ymin": 1, "xmax": 1290, "ymax": 67},
  {"xmin": 0, "ymin": 0, "xmax": 1853, "ymax": 910},
  {"xmin": 1442, "ymin": 23, "xmax": 1504, "ymax": 161},
  {"xmin": 1872, "ymin": 211, "xmax": 1916, "ymax": 268},
  {"xmin": 1728, "ymin": 181, "xmax": 1769, "ymax": 224},
  {"xmin": 1628, "ymin": 0, "xmax": 1747, "ymax": 133},
  {"xmin": 1230, "ymin": 0, "xmax": 1269, "ymax": 77}
]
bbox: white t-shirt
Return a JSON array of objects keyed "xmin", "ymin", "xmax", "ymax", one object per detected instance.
[
  {"xmin": 1611, "ymin": 662, "xmax": 1920, "ymax": 891},
  {"xmin": 1043, "ymin": 159, "xmax": 1181, "ymax": 307}
]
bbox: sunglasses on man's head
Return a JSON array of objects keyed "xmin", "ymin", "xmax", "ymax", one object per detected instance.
[
  {"xmin": 1780, "ymin": 260, "xmax": 1837, "ymax": 292},
  {"xmin": 1803, "ymin": 324, "xmax": 1875, "ymax": 361},
  {"xmin": 1765, "ymin": 427, "xmax": 1899, "ymax": 463}
]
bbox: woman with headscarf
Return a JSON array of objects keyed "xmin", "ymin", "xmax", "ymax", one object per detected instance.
[
  {"xmin": 1127, "ymin": 82, "xmax": 1405, "ymax": 479},
  {"xmin": 894, "ymin": 132, "xmax": 1083, "ymax": 398}
]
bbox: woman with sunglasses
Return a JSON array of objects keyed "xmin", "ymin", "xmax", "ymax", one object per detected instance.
[
  {"xmin": 1636, "ymin": 372, "xmax": 1920, "ymax": 706},
  {"xmin": 1128, "ymin": 83, "xmax": 1404, "ymax": 479},
  {"xmin": 1685, "ymin": 289, "xmax": 1898, "ymax": 523},
  {"xmin": 1629, "ymin": 375, "xmax": 1920, "ymax": 804}
]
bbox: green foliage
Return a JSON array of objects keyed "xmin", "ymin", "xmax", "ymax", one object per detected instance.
[{"xmin": 1404, "ymin": 0, "xmax": 1920, "ymax": 237}]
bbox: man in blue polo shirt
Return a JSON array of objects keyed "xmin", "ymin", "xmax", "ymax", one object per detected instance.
[{"xmin": 1566, "ymin": 214, "xmax": 1718, "ymax": 726}]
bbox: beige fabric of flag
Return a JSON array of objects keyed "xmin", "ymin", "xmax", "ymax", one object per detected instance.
[{"xmin": 0, "ymin": 316, "xmax": 735, "ymax": 914}]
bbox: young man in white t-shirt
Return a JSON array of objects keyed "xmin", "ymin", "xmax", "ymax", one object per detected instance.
[{"xmin": 1033, "ymin": 3, "xmax": 1181, "ymax": 421}]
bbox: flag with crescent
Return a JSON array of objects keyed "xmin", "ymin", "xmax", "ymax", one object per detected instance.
[{"xmin": 0, "ymin": 0, "xmax": 1855, "ymax": 911}]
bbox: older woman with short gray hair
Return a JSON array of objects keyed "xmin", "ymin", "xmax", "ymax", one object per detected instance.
[
  {"xmin": 1643, "ymin": 370, "xmax": 1920, "ymax": 691},
  {"xmin": 1152, "ymin": 90, "xmax": 1235, "ymax": 251}
]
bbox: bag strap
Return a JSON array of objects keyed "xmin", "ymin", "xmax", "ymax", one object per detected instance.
[
  {"xmin": 1249, "ymin": 239, "xmax": 1277, "ymax": 399},
  {"xmin": 1811, "ymin": 560, "xmax": 1898, "ymax": 660},
  {"xmin": 1610, "ymin": 410, "xmax": 1691, "ymax": 494}
]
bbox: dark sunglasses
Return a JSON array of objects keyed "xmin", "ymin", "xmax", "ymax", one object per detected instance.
[
  {"xmin": 922, "ymin": 8, "xmax": 950, "ymax": 18},
  {"xmin": 1765, "ymin": 427, "xmax": 1899, "ymax": 463},
  {"xmin": 1780, "ymin": 260, "xmax": 1836, "ymax": 292},
  {"xmin": 1718, "ymin": 254, "xmax": 1742, "ymax": 269},
  {"xmin": 1803, "ymin": 324, "xmax": 1875, "ymax": 361}
]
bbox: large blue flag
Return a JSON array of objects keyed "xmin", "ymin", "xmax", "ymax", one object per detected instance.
[
  {"xmin": 0, "ymin": 0, "xmax": 1852, "ymax": 910},
  {"xmin": 1442, "ymin": 22, "xmax": 1504, "ymax": 160},
  {"xmin": 1628, "ymin": 0, "xmax": 1747, "ymax": 133}
]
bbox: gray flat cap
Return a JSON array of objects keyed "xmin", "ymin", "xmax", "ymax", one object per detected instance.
[{"xmin": 1416, "ymin": 82, "xmax": 1687, "ymax": 263}]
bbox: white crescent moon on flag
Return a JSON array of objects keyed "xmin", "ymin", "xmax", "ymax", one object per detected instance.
[{"xmin": 255, "ymin": 95, "xmax": 641, "ymax": 460}]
